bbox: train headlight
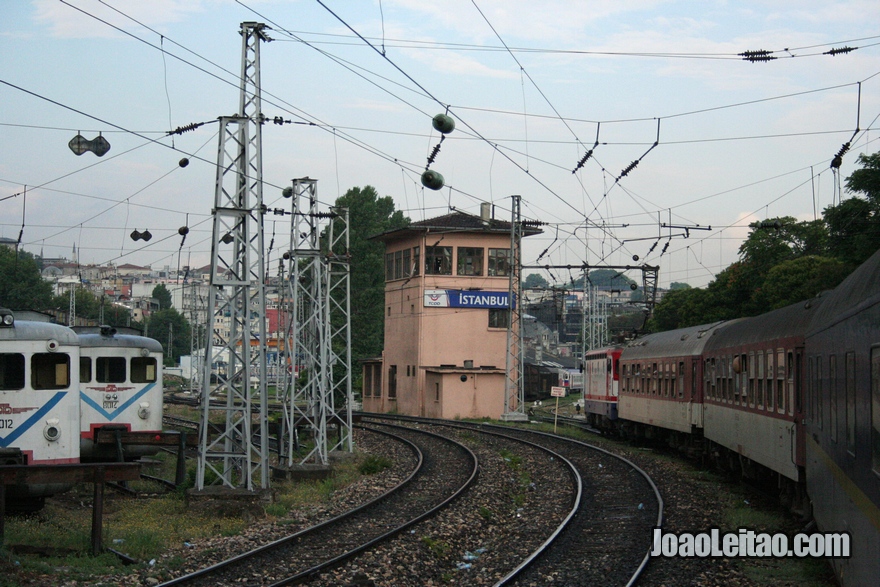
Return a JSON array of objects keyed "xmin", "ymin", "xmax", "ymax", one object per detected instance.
[
  {"xmin": 138, "ymin": 402, "xmax": 150, "ymax": 420},
  {"xmin": 44, "ymin": 419, "xmax": 61, "ymax": 442},
  {"xmin": 46, "ymin": 339, "xmax": 60, "ymax": 352},
  {"xmin": 0, "ymin": 309, "xmax": 14, "ymax": 327}
]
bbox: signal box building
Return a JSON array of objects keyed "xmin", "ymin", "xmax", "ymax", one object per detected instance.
[{"xmin": 362, "ymin": 207, "xmax": 540, "ymax": 419}]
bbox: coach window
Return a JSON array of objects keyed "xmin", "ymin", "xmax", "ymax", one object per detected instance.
[
  {"xmin": 829, "ymin": 354, "xmax": 838, "ymax": 443},
  {"xmin": 870, "ymin": 347, "xmax": 879, "ymax": 476},
  {"xmin": 435, "ymin": 381, "xmax": 440, "ymax": 402},
  {"xmin": 777, "ymin": 350, "xmax": 785, "ymax": 414},
  {"xmin": 817, "ymin": 357, "xmax": 824, "ymax": 430},
  {"xmin": 846, "ymin": 351, "xmax": 856, "ymax": 456},
  {"xmin": 32, "ymin": 353, "xmax": 70, "ymax": 390},
  {"xmin": 757, "ymin": 351, "xmax": 765, "ymax": 409},
  {"xmin": 766, "ymin": 351, "xmax": 774, "ymax": 410},
  {"xmin": 652, "ymin": 363, "xmax": 658, "ymax": 395},
  {"xmin": 748, "ymin": 352, "xmax": 756, "ymax": 407},
  {"xmin": 457, "ymin": 247, "xmax": 484, "ymax": 276},
  {"xmin": 0, "ymin": 353, "xmax": 25, "ymax": 390},
  {"xmin": 788, "ymin": 351, "xmax": 796, "ymax": 416},
  {"xmin": 425, "ymin": 246, "xmax": 453, "ymax": 275},
  {"xmin": 80, "ymin": 357, "xmax": 92, "ymax": 383},
  {"xmin": 678, "ymin": 362, "xmax": 685, "ymax": 399}
]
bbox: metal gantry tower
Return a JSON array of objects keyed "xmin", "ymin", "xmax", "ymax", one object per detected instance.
[
  {"xmin": 583, "ymin": 282, "xmax": 608, "ymax": 351},
  {"xmin": 197, "ymin": 22, "xmax": 270, "ymax": 490},
  {"xmin": 502, "ymin": 195, "xmax": 527, "ymax": 421},
  {"xmin": 281, "ymin": 179, "xmax": 353, "ymax": 466}
]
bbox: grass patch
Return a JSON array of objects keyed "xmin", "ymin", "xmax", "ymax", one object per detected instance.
[
  {"xmin": 420, "ymin": 536, "xmax": 450, "ymax": 559},
  {"xmin": 358, "ymin": 455, "xmax": 392, "ymax": 475}
]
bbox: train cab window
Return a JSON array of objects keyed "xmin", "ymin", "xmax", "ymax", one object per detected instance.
[
  {"xmin": 846, "ymin": 351, "xmax": 856, "ymax": 456},
  {"xmin": 80, "ymin": 357, "xmax": 92, "ymax": 383},
  {"xmin": 31, "ymin": 353, "xmax": 70, "ymax": 390},
  {"xmin": 96, "ymin": 357, "xmax": 126, "ymax": 384},
  {"xmin": 0, "ymin": 353, "xmax": 25, "ymax": 390},
  {"xmin": 829, "ymin": 355, "xmax": 838, "ymax": 443},
  {"xmin": 871, "ymin": 347, "xmax": 880, "ymax": 476},
  {"xmin": 131, "ymin": 357, "xmax": 158, "ymax": 383}
]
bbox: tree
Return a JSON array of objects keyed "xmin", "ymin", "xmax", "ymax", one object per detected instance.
[
  {"xmin": 824, "ymin": 152, "xmax": 880, "ymax": 266},
  {"xmin": 145, "ymin": 308, "xmax": 191, "ymax": 366},
  {"xmin": 0, "ymin": 248, "xmax": 54, "ymax": 311},
  {"xmin": 152, "ymin": 284, "xmax": 173, "ymax": 310},
  {"xmin": 327, "ymin": 186, "xmax": 409, "ymax": 363},
  {"xmin": 668, "ymin": 282, "xmax": 691, "ymax": 291},
  {"xmin": 753, "ymin": 256, "xmax": 852, "ymax": 310},
  {"xmin": 523, "ymin": 273, "xmax": 549, "ymax": 289}
]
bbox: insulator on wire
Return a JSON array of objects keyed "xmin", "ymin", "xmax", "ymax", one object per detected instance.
[{"xmin": 572, "ymin": 149, "xmax": 594, "ymax": 174}]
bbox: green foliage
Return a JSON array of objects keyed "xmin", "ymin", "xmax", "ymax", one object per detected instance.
[
  {"xmin": 145, "ymin": 308, "xmax": 191, "ymax": 366},
  {"xmin": 523, "ymin": 273, "xmax": 549, "ymax": 288},
  {"xmin": 753, "ymin": 256, "xmax": 852, "ymax": 310},
  {"xmin": 358, "ymin": 454, "xmax": 393, "ymax": 475},
  {"xmin": 420, "ymin": 536, "xmax": 450, "ymax": 558},
  {"xmin": 0, "ymin": 247, "xmax": 54, "ymax": 310},
  {"xmin": 152, "ymin": 283, "xmax": 173, "ymax": 310},
  {"xmin": 325, "ymin": 186, "xmax": 409, "ymax": 363}
]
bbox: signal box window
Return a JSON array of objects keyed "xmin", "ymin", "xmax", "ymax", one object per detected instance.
[
  {"xmin": 488, "ymin": 309, "xmax": 509, "ymax": 328},
  {"xmin": 457, "ymin": 247, "xmax": 484, "ymax": 276},
  {"xmin": 32, "ymin": 353, "xmax": 70, "ymax": 390},
  {"xmin": 80, "ymin": 357, "xmax": 92, "ymax": 383},
  {"xmin": 425, "ymin": 246, "xmax": 453, "ymax": 275},
  {"xmin": 131, "ymin": 357, "xmax": 158, "ymax": 383},
  {"xmin": 97, "ymin": 357, "xmax": 126, "ymax": 383},
  {"xmin": 0, "ymin": 353, "xmax": 25, "ymax": 390},
  {"xmin": 488, "ymin": 248, "xmax": 511, "ymax": 276}
]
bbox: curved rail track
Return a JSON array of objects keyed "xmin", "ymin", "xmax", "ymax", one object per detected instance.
[
  {"xmin": 359, "ymin": 414, "xmax": 663, "ymax": 587},
  {"xmin": 158, "ymin": 424, "xmax": 477, "ymax": 587}
]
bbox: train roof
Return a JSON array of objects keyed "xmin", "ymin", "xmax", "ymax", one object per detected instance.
[
  {"xmin": 76, "ymin": 331, "xmax": 163, "ymax": 352},
  {"xmin": 621, "ymin": 321, "xmax": 730, "ymax": 361},
  {"xmin": 703, "ymin": 297, "xmax": 823, "ymax": 352},
  {"xmin": 0, "ymin": 320, "xmax": 79, "ymax": 344},
  {"xmin": 807, "ymin": 247, "xmax": 880, "ymax": 337}
]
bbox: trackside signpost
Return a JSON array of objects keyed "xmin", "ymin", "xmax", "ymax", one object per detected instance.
[{"xmin": 551, "ymin": 386, "xmax": 566, "ymax": 433}]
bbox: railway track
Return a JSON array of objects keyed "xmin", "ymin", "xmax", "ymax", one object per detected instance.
[
  {"xmin": 157, "ymin": 424, "xmax": 478, "ymax": 586},
  {"xmin": 358, "ymin": 415, "xmax": 663, "ymax": 587}
]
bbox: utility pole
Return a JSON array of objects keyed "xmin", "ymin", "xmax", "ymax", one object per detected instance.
[
  {"xmin": 197, "ymin": 22, "xmax": 270, "ymax": 491},
  {"xmin": 502, "ymin": 195, "xmax": 527, "ymax": 421}
]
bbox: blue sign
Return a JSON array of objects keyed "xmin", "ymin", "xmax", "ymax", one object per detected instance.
[{"xmin": 424, "ymin": 290, "xmax": 515, "ymax": 309}]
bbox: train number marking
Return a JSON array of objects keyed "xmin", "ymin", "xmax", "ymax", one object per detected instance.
[{"xmin": 0, "ymin": 419, "xmax": 13, "ymax": 429}]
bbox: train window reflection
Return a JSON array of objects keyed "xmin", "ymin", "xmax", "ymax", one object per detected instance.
[
  {"xmin": 80, "ymin": 357, "xmax": 91, "ymax": 383},
  {"xmin": 871, "ymin": 347, "xmax": 880, "ymax": 476},
  {"xmin": 0, "ymin": 353, "xmax": 25, "ymax": 390},
  {"xmin": 131, "ymin": 357, "xmax": 157, "ymax": 383},
  {"xmin": 96, "ymin": 357, "xmax": 126, "ymax": 383},
  {"xmin": 32, "ymin": 353, "xmax": 70, "ymax": 390}
]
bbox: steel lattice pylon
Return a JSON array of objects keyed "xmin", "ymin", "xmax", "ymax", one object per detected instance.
[
  {"xmin": 280, "ymin": 179, "xmax": 353, "ymax": 466},
  {"xmin": 502, "ymin": 195, "xmax": 527, "ymax": 421},
  {"xmin": 197, "ymin": 22, "xmax": 269, "ymax": 490}
]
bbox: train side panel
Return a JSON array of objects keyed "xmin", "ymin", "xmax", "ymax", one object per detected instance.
[{"xmin": 804, "ymin": 248, "xmax": 880, "ymax": 587}]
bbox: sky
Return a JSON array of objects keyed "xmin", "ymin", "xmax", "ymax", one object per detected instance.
[{"xmin": 1, "ymin": 0, "xmax": 879, "ymax": 291}]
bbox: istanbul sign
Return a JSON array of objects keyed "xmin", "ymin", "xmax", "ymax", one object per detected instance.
[{"xmin": 424, "ymin": 289, "xmax": 514, "ymax": 309}]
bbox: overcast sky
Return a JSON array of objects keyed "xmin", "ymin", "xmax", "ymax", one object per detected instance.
[{"xmin": 1, "ymin": 0, "xmax": 878, "ymax": 289}]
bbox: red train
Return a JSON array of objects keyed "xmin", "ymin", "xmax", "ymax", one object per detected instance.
[{"xmin": 581, "ymin": 248, "xmax": 880, "ymax": 586}]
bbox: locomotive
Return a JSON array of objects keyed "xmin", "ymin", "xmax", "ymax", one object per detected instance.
[
  {"xmin": 0, "ymin": 309, "xmax": 81, "ymax": 504},
  {"xmin": 580, "ymin": 247, "xmax": 880, "ymax": 586},
  {"xmin": 74, "ymin": 325, "xmax": 164, "ymax": 462}
]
